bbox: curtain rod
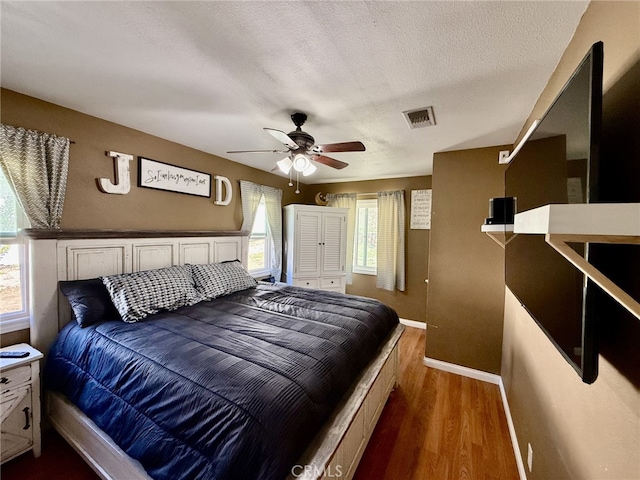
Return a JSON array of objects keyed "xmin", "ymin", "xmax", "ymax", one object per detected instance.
[
  {"xmin": 358, "ymin": 191, "xmax": 406, "ymax": 195},
  {"xmin": 326, "ymin": 192, "xmax": 404, "ymax": 196},
  {"xmin": 323, "ymin": 192, "xmax": 376, "ymax": 196}
]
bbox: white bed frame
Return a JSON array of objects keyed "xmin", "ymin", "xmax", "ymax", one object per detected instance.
[{"xmin": 27, "ymin": 230, "xmax": 403, "ymax": 480}]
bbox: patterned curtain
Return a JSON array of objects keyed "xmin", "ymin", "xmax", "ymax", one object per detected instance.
[
  {"xmin": 0, "ymin": 124, "xmax": 69, "ymax": 229},
  {"xmin": 376, "ymin": 190, "xmax": 406, "ymax": 292},
  {"xmin": 240, "ymin": 180, "xmax": 283, "ymax": 281},
  {"xmin": 326, "ymin": 192, "xmax": 357, "ymax": 284}
]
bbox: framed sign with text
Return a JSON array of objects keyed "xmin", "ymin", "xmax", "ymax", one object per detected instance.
[
  {"xmin": 138, "ymin": 157, "xmax": 212, "ymax": 197},
  {"xmin": 410, "ymin": 189, "xmax": 432, "ymax": 229}
]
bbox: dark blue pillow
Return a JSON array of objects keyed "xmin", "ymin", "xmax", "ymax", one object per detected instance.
[{"xmin": 59, "ymin": 278, "xmax": 121, "ymax": 327}]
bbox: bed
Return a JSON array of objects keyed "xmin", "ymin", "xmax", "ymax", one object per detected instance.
[{"xmin": 28, "ymin": 231, "xmax": 403, "ymax": 480}]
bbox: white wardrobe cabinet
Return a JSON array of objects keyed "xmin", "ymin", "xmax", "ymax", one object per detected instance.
[{"xmin": 283, "ymin": 204, "xmax": 348, "ymax": 293}]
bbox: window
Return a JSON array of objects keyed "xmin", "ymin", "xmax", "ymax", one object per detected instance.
[
  {"xmin": 353, "ymin": 199, "xmax": 377, "ymax": 275},
  {"xmin": 0, "ymin": 170, "xmax": 30, "ymax": 332},
  {"xmin": 247, "ymin": 196, "xmax": 272, "ymax": 279}
]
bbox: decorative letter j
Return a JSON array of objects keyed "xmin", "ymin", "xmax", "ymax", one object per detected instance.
[{"xmin": 98, "ymin": 151, "xmax": 133, "ymax": 195}]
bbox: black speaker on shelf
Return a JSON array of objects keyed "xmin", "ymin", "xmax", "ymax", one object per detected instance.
[{"xmin": 484, "ymin": 197, "xmax": 515, "ymax": 225}]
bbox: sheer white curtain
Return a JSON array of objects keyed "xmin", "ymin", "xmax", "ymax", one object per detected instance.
[
  {"xmin": 240, "ymin": 181, "xmax": 263, "ymax": 232},
  {"xmin": 262, "ymin": 186, "xmax": 283, "ymax": 281},
  {"xmin": 376, "ymin": 190, "xmax": 405, "ymax": 291},
  {"xmin": 326, "ymin": 193, "xmax": 357, "ymax": 284},
  {"xmin": 0, "ymin": 124, "xmax": 69, "ymax": 229},
  {"xmin": 240, "ymin": 180, "xmax": 283, "ymax": 281}
]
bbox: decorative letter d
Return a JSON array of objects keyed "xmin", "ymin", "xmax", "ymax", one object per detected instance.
[{"xmin": 214, "ymin": 175, "xmax": 233, "ymax": 206}]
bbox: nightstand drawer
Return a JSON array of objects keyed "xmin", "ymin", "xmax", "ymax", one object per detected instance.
[{"xmin": 0, "ymin": 365, "xmax": 31, "ymax": 392}]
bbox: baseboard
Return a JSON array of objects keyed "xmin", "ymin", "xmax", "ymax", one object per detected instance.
[
  {"xmin": 399, "ymin": 318, "xmax": 426, "ymax": 330},
  {"xmin": 423, "ymin": 356, "xmax": 527, "ymax": 479},
  {"xmin": 498, "ymin": 379, "xmax": 528, "ymax": 480},
  {"xmin": 422, "ymin": 356, "xmax": 500, "ymax": 384}
]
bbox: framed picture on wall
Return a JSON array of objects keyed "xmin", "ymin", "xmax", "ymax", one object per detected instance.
[
  {"xmin": 138, "ymin": 157, "xmax": 212, "ymax": 197},
  {"xmin": 410, "ymin": 189, "xmax": 432, "ymax": 229}
]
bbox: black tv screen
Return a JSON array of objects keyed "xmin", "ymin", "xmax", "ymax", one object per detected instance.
[{"xmin": 505, "ymin": 42, "xmax": 603, "ymax": 384}]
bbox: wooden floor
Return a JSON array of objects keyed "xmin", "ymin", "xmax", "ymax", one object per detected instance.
[
  {"xmin": 1, "ymin": 429, "xmax": 99, "ymax": 480},
  {"xmin": 354, "ymin": 327, "xmax": 519, "ymax": 480},
  {"xmin": 1, "ymin": 327, "xmax": 518, "ymax": 480}
]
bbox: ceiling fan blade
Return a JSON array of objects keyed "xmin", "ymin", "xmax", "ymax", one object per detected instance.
[
  {"xmin": 264, "ymin": 128, "xmax": 299, "ymax": 150},
  {"xmin": 313, "ymin": 141, "xmax": 365, "ymax": 153},
  {"xmin": 311, "ymin": 155, "xmax": 349, "ymax": 170},
  {"xmin": 226, "ymin": 149, "xmax": 289, "ymax": 154}
]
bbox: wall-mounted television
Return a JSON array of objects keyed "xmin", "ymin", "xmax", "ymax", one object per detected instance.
[{"xmin": 505, "ymin": 41, "xmax": 603, "ymax": 384}]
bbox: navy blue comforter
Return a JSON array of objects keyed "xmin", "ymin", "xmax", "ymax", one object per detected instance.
[{"xmin": 45, "ymin": 283, "xmax": 398, "ymax": 480}]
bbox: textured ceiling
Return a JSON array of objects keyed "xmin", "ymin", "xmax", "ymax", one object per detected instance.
[{"xmin": 1, "ymin": 1, "xmax": 588, "ymax": 184}]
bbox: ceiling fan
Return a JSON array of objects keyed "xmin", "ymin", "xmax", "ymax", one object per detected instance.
[{"xmin": 227, "ymin": 112, "xmax": 365, "ymax": 186}]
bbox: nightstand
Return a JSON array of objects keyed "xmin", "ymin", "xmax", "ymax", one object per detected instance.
[{"xmin": 0, "ymin": 343, "xmax": 44, "ymax": 464}]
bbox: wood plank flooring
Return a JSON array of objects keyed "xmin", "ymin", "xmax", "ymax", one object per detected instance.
[
  {"xmin": 353, "ymin": 326, "xmax": 519, "ymax": 480},
  {"xmin": 1, "ymin": 429, "xmax": 99, "ymax": 480},
  {"xmin": 1, "ymin": 327, "xmax": 518, "ymax": 480}
]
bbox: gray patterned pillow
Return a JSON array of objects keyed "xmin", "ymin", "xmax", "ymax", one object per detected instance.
[
  {"xmin": 191, "ymin": 260, "xmax": 258, "ymax": 300},
  {"xmin": 102, "ymin": 265, "xmax": 201, "ymax": 323}
]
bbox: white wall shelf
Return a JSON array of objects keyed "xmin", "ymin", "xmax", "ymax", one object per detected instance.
[
  {"xmin": 514, "ymin": 203, "xmax": 640, "ymax": 321},
  {"xmin": 481, "ymin": 224, "xmax": 516, "ymax": 248}
]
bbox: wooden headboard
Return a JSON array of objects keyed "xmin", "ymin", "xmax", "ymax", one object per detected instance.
[{"xmin": 26, "ymin": 230, "xmax": 249, "ymax": 356}]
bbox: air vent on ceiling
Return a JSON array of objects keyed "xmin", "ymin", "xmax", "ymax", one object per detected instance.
[{"xmin": 403, "ymin": 106, "xmax": 436, "ymax": 129}]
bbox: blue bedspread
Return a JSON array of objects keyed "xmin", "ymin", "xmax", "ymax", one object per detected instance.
[{"xmin": 45, "ymin": 283, "xmax": 398, "ymax": 480}]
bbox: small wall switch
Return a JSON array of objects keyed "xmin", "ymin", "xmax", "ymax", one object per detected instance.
[
  {"xmin": 499, "ymin": 150, "xmax": 511, "ymax": 164},
  {"xmin": 527, "ymin": 443, "xmax": 533, "ymax": 472}
]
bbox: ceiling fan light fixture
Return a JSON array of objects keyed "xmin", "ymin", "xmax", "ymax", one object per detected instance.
[
  {"xmin": 277, "ymin": 157, "xmax": 293, "ymax": 174},
  {"xmin": 229, "ymin": 112, "xmax": 361, "ymax": 179},
  {"xmin": 302, "ymin": 163, "xmax": 317, "ymax": 176},
  {"xmin": 293, "ymin": 153, "xmax": 310, "ymax": 172}
]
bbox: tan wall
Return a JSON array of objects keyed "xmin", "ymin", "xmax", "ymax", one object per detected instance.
[
  {"xmin": 315, "ymin": 177, "xmax": 431, "ymax": 323},
  {"xmin": 502, "ymin": 2, "xmax": 640, "ymax": 478},
  {"xmin": 0, "ymin": 329, "xmax": 29, "ymax": 348},
  {"xmin": 425, "ymin": 145, "xmax": 508, "ymax": 374},
  {"xmin": 0, "ymin": 88, "xmax": 306, "ymax": 231},
  {"xmin": 0, "ymin": 88, "xmax": 309, "ymax": 346}
]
